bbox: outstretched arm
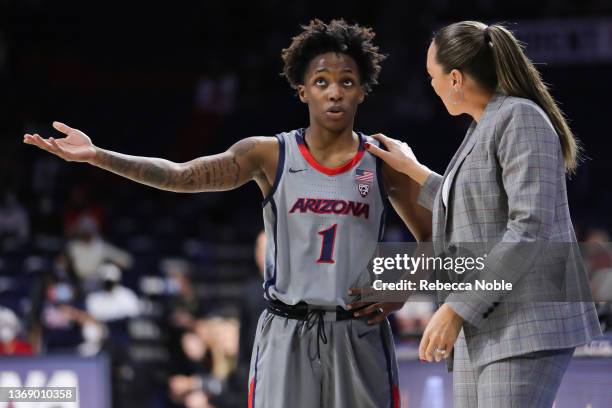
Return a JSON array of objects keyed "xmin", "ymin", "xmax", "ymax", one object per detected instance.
[
  {"xmin": 91, "ymin": 138, "xmax": 261, "ymax": 193},
  {"xmin": 24, "ymin": 122, "xmax": 274, "ymax": 193}
]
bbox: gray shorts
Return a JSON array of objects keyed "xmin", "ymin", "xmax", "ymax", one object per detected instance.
[{"xmin": 247, "ymin": 309, "xmax": 400, "ymax": 408}]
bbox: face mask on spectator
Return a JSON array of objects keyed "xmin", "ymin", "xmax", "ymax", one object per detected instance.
[
  {"xmin": 0, "ymin": 307, "xmax": 19, "ymax": 342},
  {"xmin": 55, "ymin": 283, "xmax": 74, "ymax": 303},
  {"xmin": 103, "ymin": 279, "xmax": 116, "ymax": 292},
  {"xmin": 166, "ymin": 277, "xmax": 181, "ymax": 295},
  {"xmin": 0, "ymin": 326, "xmax": 17, "ymax": 343}
]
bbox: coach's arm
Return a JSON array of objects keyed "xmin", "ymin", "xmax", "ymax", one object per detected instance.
[{"xmin": 383, "ymin": 163, "xmax": 432, "ymax": 242}]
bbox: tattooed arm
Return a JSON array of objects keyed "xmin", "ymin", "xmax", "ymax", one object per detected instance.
[
  {"xmin": 91, "ymin": 137, "xmax": 267, "ymax": 192},
  {"xmin": 24, "ymin": 121, "xmax": 276, "ymax": 193}
]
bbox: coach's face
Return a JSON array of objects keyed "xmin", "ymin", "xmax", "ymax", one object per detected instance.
[
  {"xmin": 298, "ymin": 52, "xmax": 364, "ymax": 132},
  {"xmin": 427, "ymin": 41, "xmax": 464, "ymax": 116}
]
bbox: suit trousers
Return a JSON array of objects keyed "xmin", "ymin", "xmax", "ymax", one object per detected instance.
[{"xmin": 453, "ymin": 333, "xmax": 574, "ymax": 408}]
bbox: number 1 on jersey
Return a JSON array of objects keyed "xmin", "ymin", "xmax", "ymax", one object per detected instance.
[{"xmin": 317, "ymin": 224, "xmax": 337, "ymax": 264}]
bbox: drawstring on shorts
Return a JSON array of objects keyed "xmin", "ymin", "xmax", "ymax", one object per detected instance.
[{"xmin": 305, "ymin": 309, "xmax": 328, "ymax": 360}]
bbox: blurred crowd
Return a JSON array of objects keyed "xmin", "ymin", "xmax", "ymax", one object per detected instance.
[
  {"xmin": 2, "ymin": 1, "xmax": 612, "ymax": 407},
  {"xmin": 0, "ymin": 182, "xmax": 268, "ymax": 407}
]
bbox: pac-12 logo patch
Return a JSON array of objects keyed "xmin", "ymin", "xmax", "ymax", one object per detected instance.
[
  {"xmin": 358, "ymin": 184, "xmax": 370, "ymax": 197},
  {"xmin": 355, "ymin": 168, "xmax": 373, "ymax": 197}
]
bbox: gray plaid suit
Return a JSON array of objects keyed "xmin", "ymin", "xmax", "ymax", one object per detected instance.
[{"xmin": 417, "ymin": 93, "xmax": 602, "ymax": 407}]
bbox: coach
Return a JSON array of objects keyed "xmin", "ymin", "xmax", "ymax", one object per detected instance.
[{"xmin": 366, "ymin": 21, "xmax": 602, "ymax": 407}]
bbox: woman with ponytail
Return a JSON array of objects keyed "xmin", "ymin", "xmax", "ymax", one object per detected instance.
[{"xmin": 365, "ymin": 21, "xmax": 601, "ymax": 407}]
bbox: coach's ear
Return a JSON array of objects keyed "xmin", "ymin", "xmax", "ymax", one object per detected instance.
[{"xmin": 298, "ymin": 84, "xmax": 308, "ymax": 103}]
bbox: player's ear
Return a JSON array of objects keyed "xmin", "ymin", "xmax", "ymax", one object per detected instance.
[
  {"xmin": 298, "ymin": 84, "xmax": 308, "ymax": 103},
  {"xmin": 357, "ymin": 86, "xmax": 365, "ymax": 104}
]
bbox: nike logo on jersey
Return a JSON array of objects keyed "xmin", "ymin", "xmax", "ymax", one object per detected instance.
[
  {"xmin": 288, "ymin": 167, "xmax": 307, "ymax": 173},
  {"xmin": 289, "ymin": 198, "xmax": 369, "ymax": 219}
]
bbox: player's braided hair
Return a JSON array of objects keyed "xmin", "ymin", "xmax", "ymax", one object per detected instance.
[{"xmin": 281, "ymin": 19, "xmax": 386, "ymax": 94}]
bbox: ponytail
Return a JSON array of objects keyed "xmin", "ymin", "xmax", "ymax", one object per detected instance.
[{"xmin": 434, "ymin": 21, "xmax": 581, "ymax": 173}]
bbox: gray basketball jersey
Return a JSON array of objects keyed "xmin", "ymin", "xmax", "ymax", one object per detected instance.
[{"xmin": 262, "ymin": 128, "xmax": 386, "ymax": 307}]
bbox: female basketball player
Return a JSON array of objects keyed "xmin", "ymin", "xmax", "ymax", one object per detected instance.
[{"xmin": 24, "ymin": 19, "xmax": 431, "ymax": 408}]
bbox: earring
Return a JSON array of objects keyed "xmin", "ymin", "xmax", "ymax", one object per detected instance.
[{"xmin": 448, "ymin": 87, "xmax": 464, "ymax": 105}]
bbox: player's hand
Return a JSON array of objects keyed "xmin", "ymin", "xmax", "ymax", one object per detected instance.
[
  {"xmin": 365, "ymin": 133, "xmax": 420, "ymax": 175},
  {"xmin": 419, "ymin": 303, "xmax": 463, "ymax": 363},
  {"xmin": 23, "ymin": 121, "xmax": 97, "ymax": 163},
  {"xmin": 347, "ymin": 287, "xmax": 405, "ymax": 325}
]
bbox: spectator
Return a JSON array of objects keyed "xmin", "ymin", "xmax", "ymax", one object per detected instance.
[
  {"xmin": 168, "ymin": 316, "xmax": 239, "ymax": 407},
  {"xmin": 59, "ymin": 304, "xmax": 107, "ymax": 356},
  {"xmin": 164, "ymin": 259, "xmax": 203, "ymax": 332},
  {"xmin": 184, "ymin": 390, "xmax": 215, "ymax": 408},
  {"xmin": 66, "ymin": 216, "xmax": 133, "ymax": 286},
  {"xmin": 194, "ymin": 317, "xmax": 239, "ymax": 380},
  {"xmin": 63, "ymin": 185, "xmax": 105, "ymax": 238},
  {"xmin": 584, "ymin": 228, "xmax": 612, "ymax": 330},
  {"xmin": 0, "ymin": 190, "xmax": 29, "ymax": 249},
  {"xmin": 167, "ymin": 322, "xmax": 214, "ymax": 405},
  {"xmin": 0, "ymin": 306, "xmax": 33, "ymax": 355},
  {"xmin": 86, "ymin": 264, "xmax": 141, "ymax": 408},
  {"xmin": 205, "ymin": 231, "xmax": 267, "ymax": 408},
  {"xmin": 584, "ymin": 228, "xmax": 612, "ymax": 301},
  {"xmin": 237, "ymin": 230, "xmax": 267, "ymax": 359},
  {"xmin": 85, "ymin": 263, "xmax": 140, "ymax": 322},
  {"xmin": 34, "ymin": 274, "xmax": 87, "ymax": 353}
]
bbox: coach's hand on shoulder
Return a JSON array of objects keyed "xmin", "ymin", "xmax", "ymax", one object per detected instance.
[
  {"xmin": 24, "ymin": 121, "xmax": 97, "ymax": 163},
  {"xmin": 365, "ymin": 133, "xmax": 431, "ymax": 186}
]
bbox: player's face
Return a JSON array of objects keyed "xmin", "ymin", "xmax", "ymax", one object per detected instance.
[
  {"xmin": 426, "ymin": 41, "xmax": 462, "ymax": 116},
  {"xmin": 298, "ymin": 52, "xmax": 364, "ymax": 132}
]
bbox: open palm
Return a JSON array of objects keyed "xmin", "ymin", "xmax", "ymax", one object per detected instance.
[{"xmin": 23, "ymin": 121, "xmax": 96, "ymax": 162}]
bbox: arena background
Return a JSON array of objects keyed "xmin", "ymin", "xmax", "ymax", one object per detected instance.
[{"xmin": 1, "ymin": 1, "xmax": 611, "ymax": 407}]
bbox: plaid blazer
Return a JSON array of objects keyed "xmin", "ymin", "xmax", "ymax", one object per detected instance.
[{"xmin": 417, "ymin": 93, "xmax": 602, "ymax": 368}]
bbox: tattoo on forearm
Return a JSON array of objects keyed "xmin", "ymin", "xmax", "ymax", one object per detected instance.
[
  {"xmin": 93, "ymin": 138, "xmax": 258, "ymax": 192},
  {"xmin": 95, "ymin": 149, "xmax": 178, "ymax": 189}
]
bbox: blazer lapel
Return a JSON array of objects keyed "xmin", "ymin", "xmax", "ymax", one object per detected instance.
[
  {"xmin": 431, "ymin": 122, "xmax": 476, "ymax": 245},
  {"xmin": 443, "ymin": 125, "xmax": 479, "ymax": 224},
  {"xmin": 441, "ymin": 93, "xmax": 507, "ymax": 234}
]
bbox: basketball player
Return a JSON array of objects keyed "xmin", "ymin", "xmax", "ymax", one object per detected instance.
[{"xmin": 24, "ymin": 19, "xmax": 431, "ymax": 408}]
